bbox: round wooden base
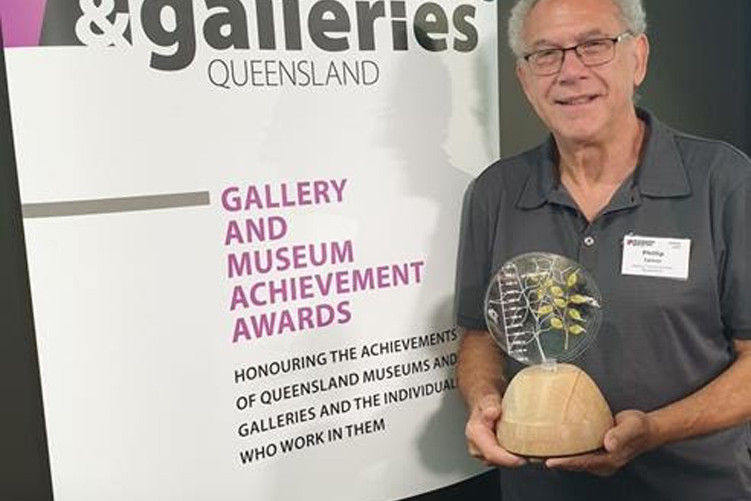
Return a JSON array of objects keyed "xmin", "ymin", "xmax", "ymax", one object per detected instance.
[{"xmin": 497, "ymin": 363, "xmax": 613, "ymax": 458}]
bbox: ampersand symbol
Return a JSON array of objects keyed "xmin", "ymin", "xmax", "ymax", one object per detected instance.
[{"xmin": 75, "ymin": 0, "xmax": 130, "ymax": 47}]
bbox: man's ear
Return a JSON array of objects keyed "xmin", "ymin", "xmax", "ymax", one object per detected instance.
[{"xmin": 632, "ymin": 33, "xmax": 650, "ymax": 87}]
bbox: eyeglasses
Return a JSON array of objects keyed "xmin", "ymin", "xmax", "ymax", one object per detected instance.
[{"xmin": 523, "ymin": 32, "xmax": 633, "ymax": 76}]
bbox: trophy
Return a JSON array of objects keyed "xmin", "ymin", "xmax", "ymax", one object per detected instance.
[{"xmin": 484, "ymin": 252, "xmax": 613, "ymax": 458}]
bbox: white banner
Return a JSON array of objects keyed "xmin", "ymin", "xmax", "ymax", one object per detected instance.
[{"xmin": 6, "ymin": 1, "xmax": 499, "ymax": 499}]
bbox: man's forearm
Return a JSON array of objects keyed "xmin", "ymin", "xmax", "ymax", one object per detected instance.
[
  {"xmin": 457, "ymin": 328, "xmax": 506, "ymax": 408},
  {"xmin": 648, "ymin": 339, "xmax": 751, "ymax": 448}
]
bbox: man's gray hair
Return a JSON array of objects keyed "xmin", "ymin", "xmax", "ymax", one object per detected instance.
[{"xmin": 508, "ymin": 0, "xmax": 647, "ymax": 57}]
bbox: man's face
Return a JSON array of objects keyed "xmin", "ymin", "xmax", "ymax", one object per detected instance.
[{"xmin": 516, "ymin": 0, "xmax": 649, "ymax": 144}]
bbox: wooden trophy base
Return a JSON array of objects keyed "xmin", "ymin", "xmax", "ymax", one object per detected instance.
[{"xmin": 497, "ymin": 363, "xmax": 613, "ymax": 458}]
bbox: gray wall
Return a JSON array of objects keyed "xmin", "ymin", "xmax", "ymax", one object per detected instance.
[{"xmin": 499, "ymin": 0, "xmax": 751, "ymax": 157}]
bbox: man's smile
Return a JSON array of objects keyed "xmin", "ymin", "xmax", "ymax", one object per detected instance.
[{"xmin": 554, "ymin": 94, "xmax": 602, "ymax": 106}]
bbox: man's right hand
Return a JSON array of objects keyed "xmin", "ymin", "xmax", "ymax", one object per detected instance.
[{"xmin": 465, "ymin": 393, "xmax": 527, "ymax": 467}]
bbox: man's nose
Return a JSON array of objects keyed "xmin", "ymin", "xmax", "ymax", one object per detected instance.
[{"xmin": 557, "ymin": 48, "xmax": 589, "ymax": 81}]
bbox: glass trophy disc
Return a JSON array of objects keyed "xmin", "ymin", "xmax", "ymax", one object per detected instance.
[{"xmin": 484, "ymin": 253, "xmax": 603, "ymax": 366}]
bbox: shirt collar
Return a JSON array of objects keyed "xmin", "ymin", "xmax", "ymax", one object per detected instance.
[{"xmin": 516, "ymin": 108, "xmax": 692, "ymax": 210}]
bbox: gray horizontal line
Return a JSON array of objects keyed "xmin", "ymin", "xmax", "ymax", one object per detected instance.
[{"xmin": 22, "ymin": 192, "xmax": 211, "ymax": 218}]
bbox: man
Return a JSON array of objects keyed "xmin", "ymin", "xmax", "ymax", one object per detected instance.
[{"xmin": 456, "ymin": 0, "xmax": 751, "ymax": 499}]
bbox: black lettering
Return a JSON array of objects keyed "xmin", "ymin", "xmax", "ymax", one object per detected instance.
[
  {"xmin": 308, "ymin": 0, "xmax": 351, "ymax": 51},
  {"xmin": 452, "ymin": 4, "xmax": 477, "ymax": 52},
  {"xmin": 142, "ymin": 0, "xmax": 196, "ymax": 71},
  {"xmin": 413, "ymin": 2, "xmax": 448, "ymax": 52},
  {"xmin": 204, "ymin": 0, "xmax": 250, "ymax": 50},
  {"xmin": 208, "ymin": 58, "xmax": 230, "ymax": 88},
  {"xmin": 283, "ymin": 0, "xmax": 303, "ymax": 50},
  {"xmin": 256, "ymin": 0, "xmax": 276, "ymax": 49},
  {"xmin": 390, "ymin": 1, "xmax": 408, "ymax": 50},
  {"xmin": 231, "ymin": 58, "xmax": 249, "ymax": 86},
  {"xmin": 355, "ymin": 1, "xmax": 386, "ymax": 50}
]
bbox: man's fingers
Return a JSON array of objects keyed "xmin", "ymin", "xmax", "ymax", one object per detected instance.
[
  {"xmin": 606, "ymin": 410, "xmax": 651, "ymax": 453},
  {"xmin": 543, "ymin": 411, "xmax": 655, "ymax": 477},
  {"xmin": 476, "ymin": 399, "xmax": 502, "ymax": 423},
  {"xmin": 545, "ymin": 453, "xmax": 597, "ymax": 470},
  {"xmin": 545, "ymin": 453, "xmax": 615, "ymax": 477},
  {"xmin": 603, "ymin": 428, "xmax": 620, "ymax": 453},
  {"xmin": 464, "ymin": 395, "xmax": 525, "ymax": 467},
  {"xmin": 484, "ymin": 445, "xmax": 527, "ymax": 467},
  {"xmin": 465, "ymin": 415, "xmax": 525, "ymax": 467},
  {"xmin": 468, "ymin": 435, "xmax": 526, "ymax": 466}
]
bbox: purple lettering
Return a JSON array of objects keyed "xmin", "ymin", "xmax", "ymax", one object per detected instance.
[
  {"xmin": 330, "ymin": 179, "xmax": 347, "ymax": 202},
  {"xmin": 255, "ymin": 249, "xmax": 273, "ymax": 274},
  {"xmin": 250, "ymin": 282, "xmax": 267, "ymax": 306},
  {"xmin": 297, "ymin": 181, "xmax": 312, "ymax": 205},
  {"xmin": 292, "ymin": 244, "xmax": 307, "ymax": 269},
  {"xmin": 332, "ymin": 240, "xmax": 354, "ymax": 263},
  {"xmin": 275, "ymin": 247, "xmax": 291, "ymax": 272},
  {"xmin": 233, "ymin": 317, "xmax": 252, "ymax": 342},
  {"xmin": 392, "ymin": 263, "xmax": 409, "ymax": 286},
  {"xmin": 221, "ymin": 186, "xmax": 241, "ymax": 211},
  {"xmin": 353, "ymin": 268, "xmax": 374, "ymax": 291},
  {"xmin": 230, "ymin": 285, "xmax": 249, "ymax": 311},
  {"xmin": 313, "ymin": 180, "xmax": 329, "ymax": 203},
  {"xmin": 228, "ymin": 252, "xmax": 252, "ymax": 278},
  {"xmin": 376, "ymin": 265, "xmax": 391, "ymax": 288},
  {"xmin": 278, "ymin": 310, "xmax": 296, "ymax": 334},
  {"xmin": 335, "ymin": 270, "xmax": 350, "ymax": 291},
  {"xmin": 245, "ymin": 185, "xmax": 263, "ymax": 209},
  {"xmin": 298, "ymin": 275, "xmax": 314, "ymax": 299},
  {"xmin": 250, "ymin": 312, "xmax": 277, "ymax": 338},
  {"xmin": 280, "ymin": 183, "xmax": 295, "ymax": 207},
  {"xmin": 298, "ymin": 306, "xmax": 314, "ymax": 329},
  {"xmin": 264, "ymin": 184, "xmax": 280, "ymax": 209},
  {"xmin": 337, "ymin": 300, "xmax": 352, "ymax": 324},
  {"xmin": 268, "ymin": 279, "xmax": 288, "ymax": 303},
  {"xmin": 225, "ymin": 220, "xmax": 244, "ymax": 245},
  {"xmin": 316, "ymin": 304, "xmax": 335, "ymax": 326},
  {"xmin": 315, "ymin": 273, "xmax": 334, "ymax": 295},
  {"xmin": 410, "ymin": 260, "xmax": 424, "ymax": 282}
]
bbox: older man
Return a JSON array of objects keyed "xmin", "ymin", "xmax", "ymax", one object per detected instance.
[{"xmin": 456, "ymin": 0, "xmax": 751, "ymax": 499}]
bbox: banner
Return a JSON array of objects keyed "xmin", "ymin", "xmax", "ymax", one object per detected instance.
[{"xmin": 3, "ymin": 1, "xmax": 499, "ymax": 499}]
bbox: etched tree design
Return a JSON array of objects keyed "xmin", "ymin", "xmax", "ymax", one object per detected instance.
[{"xmin": 486, "ymin": 254, "xmax": 601, "ymax": 364}]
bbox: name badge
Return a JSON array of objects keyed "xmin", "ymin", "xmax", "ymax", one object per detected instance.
[{"xmin": 621, "ymin": 235, "xmax": 691, "ymax": 280}]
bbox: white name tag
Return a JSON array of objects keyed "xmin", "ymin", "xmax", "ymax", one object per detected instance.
[{"xmin": 621, "ymin": 235, "xmax": 691, "ymax": 280}]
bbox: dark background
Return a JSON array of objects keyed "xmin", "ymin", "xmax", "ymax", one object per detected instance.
[
  {"xmin": 2, "ymin": 0, "xmax": 750, "ymax": 499},
  {"xmin": 0, "ymin": 24, "xmax": 54, "ymax": 501}
]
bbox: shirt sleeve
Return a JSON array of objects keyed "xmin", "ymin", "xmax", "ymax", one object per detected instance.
[
  {"xmin": 720, "ymin": 175, "xmax": 751, "ymax": 339},
  {"xmin": 455, "ymin": 179, "xmax": 494, "ymax": 330}
]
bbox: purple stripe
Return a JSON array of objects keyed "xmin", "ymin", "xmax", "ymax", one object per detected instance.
[{"xmin": 0, "ymin": 0, "xmax": 48, "ymax": 47}]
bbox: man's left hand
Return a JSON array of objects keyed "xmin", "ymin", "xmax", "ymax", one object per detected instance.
[{"xmin": 545, "ymin": 410, "xmax": 658, "ymax": 477}]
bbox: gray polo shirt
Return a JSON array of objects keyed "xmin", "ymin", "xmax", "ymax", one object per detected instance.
[{"xmin": 457, "ymin": 109, "xmax": 751, "ymax": 500}]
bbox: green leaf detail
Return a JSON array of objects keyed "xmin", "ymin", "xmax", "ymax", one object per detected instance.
[
  {"xmin": 568, "ymin": 309, "xmax": 583, "ymax": 321},
  {"xmin": 566, "ymin": 272, "xmax": 578, "ymax": 288},
  {"xmin": 570, "ymin": 294, "xmax": 589, "ymax": 304},
  {"xmin": 537, "ymin": 305, "xmax": 554, "ymax": 316},
  {"xmin": 569, "ymin": 324, "xmax": 586, "ymax": 335}
]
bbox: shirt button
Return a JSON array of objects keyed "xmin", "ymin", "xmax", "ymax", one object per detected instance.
[{"xmin": 583, "ymin": 236, "xmax": 595, "ymax": 247}]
